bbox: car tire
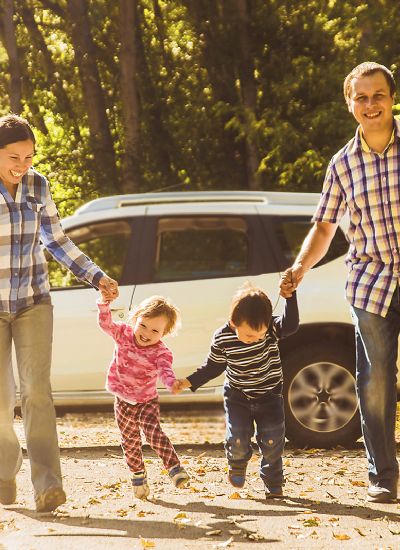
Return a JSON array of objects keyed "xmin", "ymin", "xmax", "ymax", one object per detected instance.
[{"xmin": 283, "ymin": 343, "xmax": 361, "ymax": 448}]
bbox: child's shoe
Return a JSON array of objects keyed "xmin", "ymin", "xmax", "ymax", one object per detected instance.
[
  {"xmin": 265, "ymin": 485, "xmax": 283, "ymax": 499},
  {"xmin": 169, "ymin": 465, "xmax": 189, "ymax": 488},
  {"xmin": 132, "ymin": 471, "xmax": 150, "ymax": 499},
  {"xmin": 228, "ymin": 465, "xmax": 247, "ymax": 488}
]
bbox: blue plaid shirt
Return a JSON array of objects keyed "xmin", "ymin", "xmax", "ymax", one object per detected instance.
[
  {"xmin": 313, "ymin": 118, "xmax": 400, "ymax": 317},
  {"xmin": 0, "ymin": 168, "xmax": 105, "ymax": 314}
]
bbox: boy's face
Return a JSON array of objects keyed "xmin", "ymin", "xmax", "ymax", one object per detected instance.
[
  {"xmin": 133, "ymin": 314, "xmax": 168, "ymax": 347},
  {"xmin": 347, "ymin": 71, "xmax": 394, "ymax": 135},
  {"xmin": 231, "ymin": 321, "xmax": 268, "ymax": 344}
]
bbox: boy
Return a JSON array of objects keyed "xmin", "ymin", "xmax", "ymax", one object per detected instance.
[{"xmin": 177, "ymin": 284, "xmax": 298, "ymax": 498}]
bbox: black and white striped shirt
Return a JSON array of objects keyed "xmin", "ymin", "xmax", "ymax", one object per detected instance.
[{"xmin": 187, "ymin": 294, "xmax": 299, "ymax": 399}]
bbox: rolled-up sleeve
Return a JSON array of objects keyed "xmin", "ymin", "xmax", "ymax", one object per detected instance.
[
  {"xmin": 312, "ymin": 161, "xmax": 346, "ymax": 224},
  {"xmin": 40, "ymin": 179, "xmax": 105, "ymax": 288}
]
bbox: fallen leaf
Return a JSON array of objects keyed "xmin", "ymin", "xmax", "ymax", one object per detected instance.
[
  {"xmin": 388, "ymin": 524, "xmax": 400, "ymax": 535},
  {"xmin": 333, "ymin": 533, "xmax": 351, "ymax": 540},
  {"xmin": 140, "ymin": 537, "xmax": 156, "ymax": 548},
  {"xmin": 354, "ymin": 527, "xmax": 366, "ymax": 537},
  {"xmin": 228, "ymin": 492, "xmax": 242, "ymax": 500},
  {"xmin": 303, "ymin": 517, "xmax": 320, "ymax": 527},
  {"xmin": 206, "ymin": 530, "xmax": 222, "ymax": 536},
  {"xmin": 213, "ymin": 537, "xmax": 234, "ymax": 548}
]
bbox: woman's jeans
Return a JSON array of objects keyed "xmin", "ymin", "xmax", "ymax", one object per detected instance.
[
  {"xmin": 224, "ymin": 385, "xmax": 285, "ymax": 488},
  {"xmin": 351, "ymin": 294, "xmax": 399, "ymax": 486},
  {"xmin": 0, "ymin": 300, "xmax": 62, "ymax": 498}
]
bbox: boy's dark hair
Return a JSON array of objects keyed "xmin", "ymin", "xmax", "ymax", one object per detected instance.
[
  {"xmin": 230, "ymin": 284, "xmax": 272, "ymax": 330},
  {"xmin": 0, "ymin": 114, "xmax": 35, "ymax": 149},
  {"xmin": 343, "ymin": 62, "xmax": 396, "ymax": 104}
]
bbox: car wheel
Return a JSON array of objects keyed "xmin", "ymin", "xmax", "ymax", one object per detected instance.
[{"xmin": 283, "ymin": 343, "xmax": 361, "ymax": 448}]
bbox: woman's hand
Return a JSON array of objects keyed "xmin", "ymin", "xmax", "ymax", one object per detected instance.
[{"xmin": 98, "ymin": 276, "xmax": 119, "ymax": 302}]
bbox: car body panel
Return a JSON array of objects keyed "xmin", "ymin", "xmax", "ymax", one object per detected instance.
[{"xmin": 12, "ymin": 191, "xmax": 399, "ymax": 409}]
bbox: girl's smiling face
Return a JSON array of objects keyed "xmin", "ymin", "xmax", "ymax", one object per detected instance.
[{"xmin": 133, "ymin": 314, "xmax": 168, "ymax": 347}]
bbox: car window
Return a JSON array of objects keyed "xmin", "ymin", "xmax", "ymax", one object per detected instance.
[
  {"xmin": 154, "ymin": 216, "xmax": 249, "ymax": 281},
  {"xmin": 273, "ymin": 218, "xmax": 349, "ymax": 269},
  {"xmin": 47, "ymin": 220, "xmax": 132, "ymax": 288}
]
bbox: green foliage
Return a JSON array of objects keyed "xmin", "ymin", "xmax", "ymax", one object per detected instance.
[{"xmin": 0, "ymin": 0, "xmax": 399, "ymax": 208}]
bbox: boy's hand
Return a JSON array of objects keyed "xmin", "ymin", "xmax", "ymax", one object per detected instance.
[{"xmin": 172, "ymin": 378, "xmax": 191, "ymax": 394}]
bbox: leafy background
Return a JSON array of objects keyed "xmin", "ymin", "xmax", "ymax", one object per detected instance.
[{"xmin": 1, "ymin": 1, "xmax": 400, "ymax": 216}]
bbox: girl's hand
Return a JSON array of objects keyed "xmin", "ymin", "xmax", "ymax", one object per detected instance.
[{"xmin": 99, "ymin": 276, "xmax": 119, "ymax": 302}]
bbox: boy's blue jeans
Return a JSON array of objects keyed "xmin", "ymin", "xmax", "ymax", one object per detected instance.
[
  {"xmin": 223, "ymin": 385, "xmax": 285, "ymax": 488},
  {"xmin": 351, "ymin": 294, "xmax": 399, "ymax": 487}
]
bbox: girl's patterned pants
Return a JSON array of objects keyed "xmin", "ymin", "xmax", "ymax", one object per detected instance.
[{"xmin": 114, "ymin": 397, "xmax": 180, "ymax": 474}]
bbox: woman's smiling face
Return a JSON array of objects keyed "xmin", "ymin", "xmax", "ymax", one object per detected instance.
[{"xmin": 0, "ymin": 140, "xmax": 34, "ymax": 188}]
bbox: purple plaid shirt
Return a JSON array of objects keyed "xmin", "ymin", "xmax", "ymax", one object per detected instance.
[
  {"xmin": 313, "ymin": 118, "xmax": 400, "ymax": 317},
  {"xmin": 0, "ymin": 168, "xmax": 105, "ymax": 314}
]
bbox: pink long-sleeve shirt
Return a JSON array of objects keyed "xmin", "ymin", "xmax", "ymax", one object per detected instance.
[{"xmin": 97, "ymin": 301, "xmax": 176, "ymax": 404}]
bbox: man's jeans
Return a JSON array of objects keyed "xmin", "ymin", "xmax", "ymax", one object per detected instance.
[
  {"xmin": 0, "ymin": 300, "xmax": 62, "ymax": 498},
  {"xmin": 224, "ymin": 385, "xmax": 285, "ymax": 487},
  {"xmin": 351, "ymin": 295, "xmax": 399, "ymax": 486}
]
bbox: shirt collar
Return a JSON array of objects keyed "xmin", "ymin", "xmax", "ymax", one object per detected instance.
[{"xmin": 352, "ymin": 117, "xmax": 399, "ymax": 154}]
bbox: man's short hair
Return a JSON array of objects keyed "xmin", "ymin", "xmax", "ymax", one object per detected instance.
[{"xmin": 343, "ymin": 62, "xmax": 396, "ymax": 104}]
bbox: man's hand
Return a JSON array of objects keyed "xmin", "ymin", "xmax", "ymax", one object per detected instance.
[
  {"xmin": 99, "ymin": 276, "xmax": 119, "ymax": 302},
  {"xmin": 279, "ymin": 264, "xmax": 305, "ymax": 297}
]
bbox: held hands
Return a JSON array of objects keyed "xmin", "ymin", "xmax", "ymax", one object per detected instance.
[
  {"xmin": 171, "ymin": 378, "xmax": 191, "ymax": 394},
  {"xmin": 99, "ymin": 276, "xmax": 119, "ymax": 303},
  {"xmin": 279, "ymin": 264, "xmax": 304, "ymax": 298}
]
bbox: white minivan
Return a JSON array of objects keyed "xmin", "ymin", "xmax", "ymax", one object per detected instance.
[{"xmin": 42, "ymin": 191, "xmax": 400, "ymax": 448}]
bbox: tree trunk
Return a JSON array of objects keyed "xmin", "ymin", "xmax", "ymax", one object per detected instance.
[
  {"xmin": 1, "ymin": 0, "xmax": 22, "ymax": 113},
  {"xmin": 21, "ymin": 1, "xmax": 79, "ymax": 136},
  {"xmin": 234, "ymin": 0, "xmax": 262, "ymax": 190},
  {"xmin": 136, "ymin": 1, "xmax": 174, "ymax": 188},
  {"xmin": 66, "ymin": 0, "xmax": 118, "ymax": 192},
  {"xmin": 119, "ymin": 0, "xmax": 140, "ymax": 193}
]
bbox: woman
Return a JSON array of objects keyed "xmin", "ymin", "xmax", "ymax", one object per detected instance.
[{"xmin": 0, "ymin": 114, "xmax": 118, "ymax": 512}]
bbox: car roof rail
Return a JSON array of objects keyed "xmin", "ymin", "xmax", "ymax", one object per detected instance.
[{"xmin": 74, "ymin": 190, "xmax": 319, "ymax": 215}]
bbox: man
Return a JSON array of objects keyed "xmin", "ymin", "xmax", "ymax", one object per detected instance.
[{"xmin": 280, "ymin": 61, "xmax": 399, "ymax": 504}]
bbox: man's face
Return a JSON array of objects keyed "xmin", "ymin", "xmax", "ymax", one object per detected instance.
[{"xmin": 347, "ymin": 71, "xmax": 394, "ymax": 134}]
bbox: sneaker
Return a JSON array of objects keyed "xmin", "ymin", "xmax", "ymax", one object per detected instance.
[
  {"xmin": 228, "ymin": 465, "xmax": 247, "ymax": 488},
  {"xmin": 0, "ymin": 478, "xmax": 16, "ymax": 505},
  {"xmin": 265, "ymin": 485, "xmax": 284, "ymax": 499},
  {"xmin": 132, "ymin": 471, "xmax": 150, "ymax": 499},
  {"xmin": 367, "ymin": 482, "xmax": 397, "ymax": 503},
  {"xmin": 169, "ymin": 465, "xmax": 189, "ymax": 488},
  {"xmin": 35, "ymin": 486, "xmax": 66, "ymax": 512}
]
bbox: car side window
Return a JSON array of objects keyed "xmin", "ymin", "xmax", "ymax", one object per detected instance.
[
  {"xmin": 273, "ymin": 218, "xmax": 349, "ymax": 269},
  {"xmin": 47, "ymin": 220, "xmax": 132, "ymax": 288},
  {"xmin": 154, "ymin": 216, "xmax": 249, "ymax": 281}
]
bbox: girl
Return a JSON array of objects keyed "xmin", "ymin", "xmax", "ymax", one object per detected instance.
[{"xmin": 97, "ymin": 295, "xmax": 189, "ymax": 499}]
